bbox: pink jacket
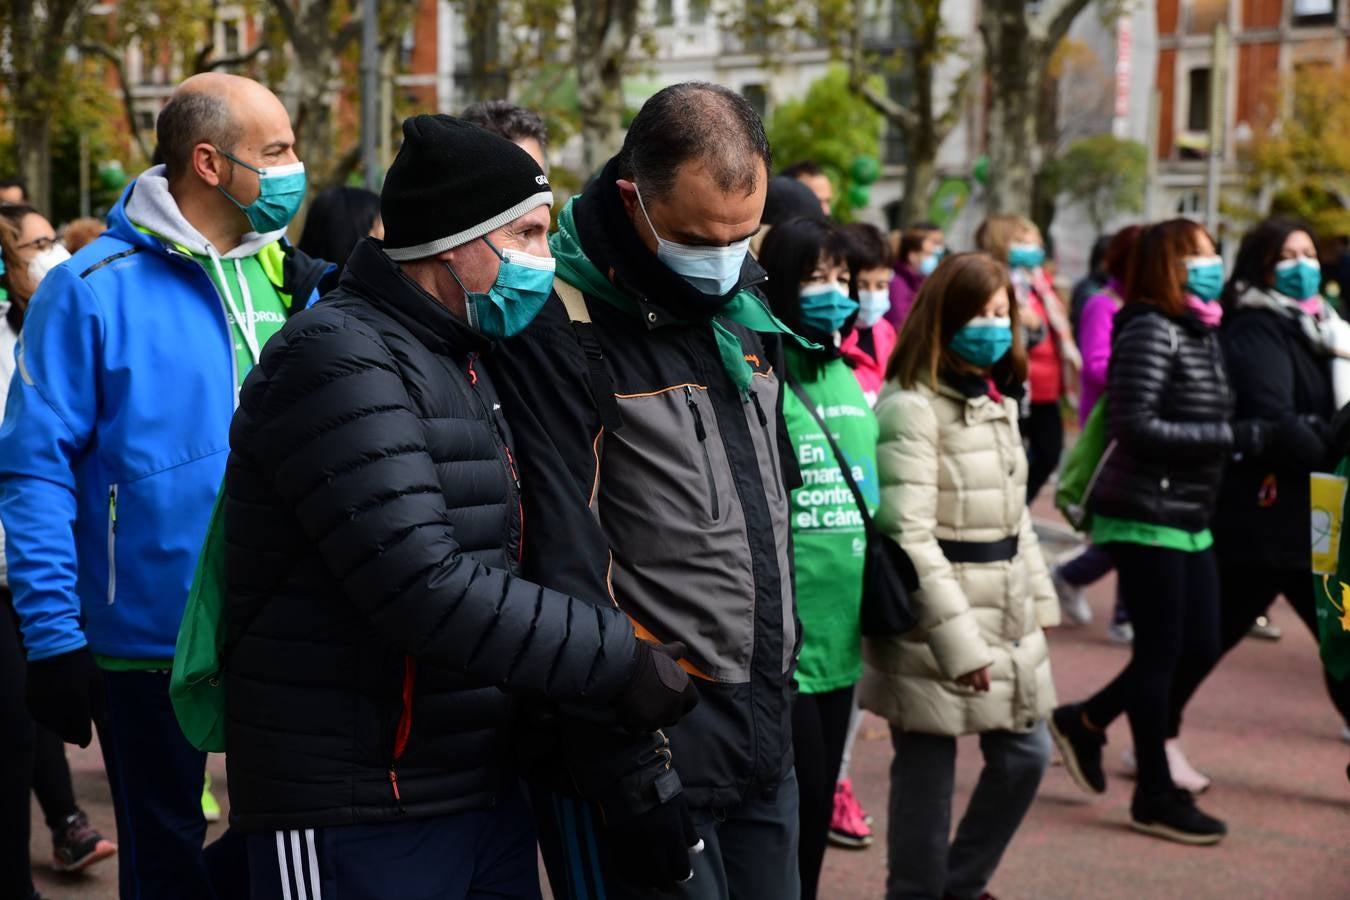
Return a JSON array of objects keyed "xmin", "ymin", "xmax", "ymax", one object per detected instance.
[
  {"xmin": 840, "ymin": 317, "xmax": 898, "ymax": 407},
  {"xmin": 1076, "ymin": 280, "xmax": 1123, "ymax": 426},
  {"xmin": 885, "ymin": 263, "xmax": 924, "ymax": 332}
]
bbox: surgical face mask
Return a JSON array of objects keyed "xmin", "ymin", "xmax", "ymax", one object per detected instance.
[
  {"xmin": 918, "ymin": 250, "xmax": 943, "ymax": 277},
  {"xmin": 1184, "ymin": 255, "xmax": 1225, "ymax": 303},
  {"xmin": 949, "ymin": 316, "xmax": 1013, "ymax": 367},
  {"xmin": 798, "ymin": 282, "xmax": 858, "ymax": 334},
  {"xmin": 855, "ymin": 288, "xmax": 891, "ymax": 329},
  {"xmin": 1008, "ymin": 243, "xmax": 1045, "ymax": 270},
  {"xmin": 445, "ymin": 237, "xmax": 556, "ymax": 340},
  {"xmin": 1274, "ymin": 256, "xmax": 1320, "ymax": 301},
  {"xmin": 216, "ymin": 149, "xmax": 307, "ymax": 233},
  {"xmin": 634, "ymin": 183, "xmax": 749, "ymax": 297},
  {"xmin": 27, "ymin": 244, "xmax": 70, "ymax": 285}
]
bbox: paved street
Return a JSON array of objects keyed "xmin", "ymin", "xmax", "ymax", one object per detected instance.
[{"xmin": 30, "ymin": 532, "xmax": 1350, "ymax": 899}]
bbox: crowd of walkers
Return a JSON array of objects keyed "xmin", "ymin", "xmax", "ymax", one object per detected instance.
[{"xmin": 0, "ymin": 71, "xmax": 1347, "ymax": 900}]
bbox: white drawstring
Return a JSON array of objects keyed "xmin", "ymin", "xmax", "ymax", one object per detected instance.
[{"xmin": 207, "ymin": 246, "xmax": 261, "ymax": 364}]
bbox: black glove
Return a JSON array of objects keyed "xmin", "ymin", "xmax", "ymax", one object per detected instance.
[
  {"xmin": 25, "ymin": 646, "xmax": 104, "ymax": 747},
  {"xmin": 1232, "ymin": 419, "xmax": 1266, "ymax": 458},
  {"xmin": 600, "ymin": 791, "xmax": 701, "ymax": 892},
  {"xmin": 614, "ymin": 640, "xmax": 699, "ymax": 732}
]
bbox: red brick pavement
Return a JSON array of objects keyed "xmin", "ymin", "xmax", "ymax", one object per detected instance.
[{"xmin": 30, "ymin": 540, "xmax": 1350, "ymax": 900}]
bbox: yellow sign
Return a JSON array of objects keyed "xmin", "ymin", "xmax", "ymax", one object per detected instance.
[{"xmin": 1311, "ymin": 472, "xmax": 1348, "ymax": 575}]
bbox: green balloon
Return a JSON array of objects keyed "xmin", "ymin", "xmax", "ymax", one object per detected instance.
[
  {"xmin": 847, "ymin": 182, "xmax": 871, "ymax": 209},
  {"xmin": 99, "ymin": 160, "xmax": 127, "ymax": 190},
  {"xmin": 850, "ymin": 155, "xmax": 880, "ymax": 186},
  {"xmin": 972, "ymin": 155, "xmax": 989, "ymax": 185}
]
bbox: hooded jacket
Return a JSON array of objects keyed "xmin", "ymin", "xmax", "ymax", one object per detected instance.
[
  {"xmin": 860, "ymin": 376, "xmax": 1059, "ymax": 736},
  {"xmin": 223, "ymin": 239, "xmax": 639, "ymax": 830},
  {"xmin": 0, "ymin": 174, "xmax": 325, "ymax": 662},
  {"xmin": 491, "ymin": 158, "xmax": 802, "ymax": 809}
]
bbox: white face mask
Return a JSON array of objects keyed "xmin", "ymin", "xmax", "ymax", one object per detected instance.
[
  {"xmin": 634, "ymin": 183, "xmax": 750, "ymax": 297},
  {"xmin": 855, "ymin": 288, "xmax": 891, "ymax": 328},
  {"xmin": 28, "ymin": 244, "xmax": 71, "ymax": 285}
]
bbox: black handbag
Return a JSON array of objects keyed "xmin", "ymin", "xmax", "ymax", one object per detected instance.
[{"xmin": 787, "ymin": 377, "xmax": 919, "ymax": 636}]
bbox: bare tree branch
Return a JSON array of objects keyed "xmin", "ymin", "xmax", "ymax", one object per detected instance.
[
  {"xmin": 1036, "ymin": 0, "xmax": 1095, "ymax": 48},
  {"xmin": 79, "ymin": 42, "xmax": 154, "ymax": 163},
  {"xmin": 267, "ymin": 0, "xmax": 301, "ymax": 42},
  {"xmin": 199, "ymin": 42, "xmax": 270, "ymax": 72}
]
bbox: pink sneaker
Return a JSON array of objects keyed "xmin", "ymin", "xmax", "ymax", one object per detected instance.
[{"xmin": 828, "ymin": 779, "xmax": 873, "ymax": 849}]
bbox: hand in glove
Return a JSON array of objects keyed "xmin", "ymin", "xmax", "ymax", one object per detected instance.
[
  {"xmin": 613, "ymin": 640, "xmax": 699, "ymax": 732},
  {"xmin": 600, "ymin": 789, "xmax": 703, "ymax": 892},
  {"xmin": 25, "ymin": 646, "xmax": 104, "ymax": 747}
]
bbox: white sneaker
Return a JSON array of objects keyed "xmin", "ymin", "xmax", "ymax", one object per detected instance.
[
  {"xmin": 1166, "ymin": 740, "xmax": 1211, "ymax": 794},
  {"xmin": 1119, "ymin": 742, "xmax": 1210, "ymax": 793},
  {"xmin": 1052, "ymin": 566, "xmax": 1093, "ymax": 625},
  {"xmin": 1107, "ymin": 621, "xmax": 1134, "ymax": 645}
]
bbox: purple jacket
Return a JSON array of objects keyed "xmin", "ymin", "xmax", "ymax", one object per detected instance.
[
  {"xmin": 1077, "ymin": 280, "xmax": 1124, "ymax": 425},
  {"xmin": 885, "ymin": 263, "xmax": 924, "ymax": 331}
]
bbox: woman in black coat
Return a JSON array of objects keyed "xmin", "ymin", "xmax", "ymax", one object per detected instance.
[
  {"xmin": 1049, "ymin": 219, "xmax": 1264, "ymax": 846},
  {"xmin": 1168, "ymin": 218, "xmax": 1350, "ymax": 753}
]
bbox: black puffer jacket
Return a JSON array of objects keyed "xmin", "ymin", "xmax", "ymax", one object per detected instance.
[
  {"xmin": 1090, "ymin": 304, "xmax": 1235, "ymax": 530},
  {"xmin": 224, "ymin": 239, "xmax": 638, "ymax": 831},
  {"xmin": 1214, "ymin": 305, "xmax": 1336, "ymax": 568}
]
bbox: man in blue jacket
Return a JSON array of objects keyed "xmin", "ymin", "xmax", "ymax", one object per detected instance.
[{"xmin": 0, "ymin": 72, "xmax": 327, "ymax": 899}]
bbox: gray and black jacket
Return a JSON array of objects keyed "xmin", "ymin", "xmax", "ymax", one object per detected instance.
[{"xmin": 493, "ymin": 161, "xmax": 801, "ymax": 811}]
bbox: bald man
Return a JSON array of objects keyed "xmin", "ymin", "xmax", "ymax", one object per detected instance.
[{"xmin": 0, "ymin": 73, "xmax": 329, "ymax": 900}]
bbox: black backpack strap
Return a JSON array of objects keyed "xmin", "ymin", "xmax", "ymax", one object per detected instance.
[{"xmin": 554, "ymin": 277, "xmax": 624, "ymax": 431}]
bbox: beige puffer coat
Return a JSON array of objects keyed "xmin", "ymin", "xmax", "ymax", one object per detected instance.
[{"xmin": 859, "ymin": 379, "xmax": 1059, "ymax": 737}]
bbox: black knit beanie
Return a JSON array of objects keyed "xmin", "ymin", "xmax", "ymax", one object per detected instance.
[
  {"xmin": 382, "ymin": 114, "xmax": 553, "ymax": 260},
  {"xmin": 763, "ymin": 176, "xmax": 825, "ymax": 226}
]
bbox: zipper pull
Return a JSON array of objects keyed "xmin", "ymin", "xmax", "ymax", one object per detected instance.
[
  {"xmin": 466, "ymin": 353, "xmax": 479, "ymax": 386},
  {"xmin": 109, "ymin": 487, "xmax": 118, "ymax": 533},
  {"xmin": 750, "ymin": 391, "xmax": 769, "ymax": 427},
  {"xmin": 388, "ymin": 768, "xmax": 404, "ymax": 811},
  {"xmin": 683, "ymin": 386, "xmax": 707, "ymax": 441}
]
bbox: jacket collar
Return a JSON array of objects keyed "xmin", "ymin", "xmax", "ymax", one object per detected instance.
[
  {"xmin": 338, "ymin": 237, "xmax": 487, "ymax": 357},
  {"xmin": 934, "ymin": 371, "xmax": 1022, "ymax": 426}
]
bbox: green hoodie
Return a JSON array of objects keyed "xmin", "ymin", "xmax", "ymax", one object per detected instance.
[{"xmin": 783, "ymin": 349, "xmax": 879, "ymax": 694}]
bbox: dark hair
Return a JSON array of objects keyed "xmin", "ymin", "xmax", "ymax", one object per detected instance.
[
  {"xmin": 298, "ymin": 187, "xmax": 381, "ymax": 273},
  {"xmin": 156, "ymin": 90, "xmax": 242, "ymax": 181},
  {"xmin": 1221, "ymin": 216, "xmax": 1318, "ymax": 308},
  {"xmin": 762, "ymin": 176, "xmax": 823, "ymax": 226},
  {"xmin": 1088, "ymin": 234, "xmax": 1112, "ymax": 275},
  {"xmin": 0, "ymin": 178, "xmax": 27, "ymax": 202},
  {"xmin": 841, "ymin": 222, "xmax": 891, "ymax": 289},
  {"xmin": 1124, "ymin": 218, "xmax": 1213, "ymax": 317},
  {"xmin": 888, "ymin": 252, "xmax": 1026, "ymax": 389},
  {"xmin": 0, "ymin": 203, "xmax": 42, "ymax": 328},
  {"xmin": 898, "ymin": 222, "xmax": 942, "ymax": 260},
  {"xmin": 620, "ymin": 82, "xmax": 771, "ymax": 202},
  {"xmin": 757, "ymin": 217, "xmax": 849, "ymax": 334},
  {"xmin": 779, "ymin": 160, "xmax": 824, "ymax": 180},
  {"xmin": 1103, "ymin": 225, "xmax": 1143, "ymax": 284},
  {"xmin": 460, "ymin": 100, "xmax": 548, "ymax": 152}
]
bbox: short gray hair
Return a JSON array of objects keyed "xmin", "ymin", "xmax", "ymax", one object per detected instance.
[
  {"xmin": 155, "ymin": 91, "xmax": 242, "ymax": 181},
  {"xmin": 619, "ymin": 82, "xmax": 771, "ymax": 203}
]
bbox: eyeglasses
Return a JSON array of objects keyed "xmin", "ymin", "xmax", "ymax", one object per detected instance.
[{"xmin": 16, "ymin": 234, "xmax": 59, "ymax": 252}]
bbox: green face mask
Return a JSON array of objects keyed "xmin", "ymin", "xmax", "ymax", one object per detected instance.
[
  {"xmin": 444, "ymin": 238, "xmax": 557, "ymax": 339},
  {"xmin": 216, "ymin": 149, "xmax": 307, "ymax": 233}
]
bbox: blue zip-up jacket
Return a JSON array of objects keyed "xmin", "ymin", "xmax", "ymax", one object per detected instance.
[{"xmin": 0, "ymin": 176, "xmax": 327, "ymax": 661}]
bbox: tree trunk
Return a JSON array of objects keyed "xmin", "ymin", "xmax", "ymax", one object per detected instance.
[
  {"xmin": 982, "ymin": 1, "xmax": 1043, "ymax": 214},
  {"xmin": 573, "ymin": 0, "xmax": 639, "ymax": 176},
  {"xmin": 899, "ymin": 143, "xmax": 938, "ymax": 227},
  {"xmin": 15, "ymin": 119, "xmax": 53, "ymax": 217}
]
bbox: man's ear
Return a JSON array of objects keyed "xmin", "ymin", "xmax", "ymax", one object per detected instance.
[
  {"xmin": 615, "ymin": 179, "xmax": 640, "ymax": 221},
  {"xmin": 193, "ymin": 143, "xmax": 228, "ymax": 188}
]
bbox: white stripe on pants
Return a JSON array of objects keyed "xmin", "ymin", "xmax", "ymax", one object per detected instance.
[{"xmin": 274, "ymin": 829, "xmax": 323, "ymax": 900}]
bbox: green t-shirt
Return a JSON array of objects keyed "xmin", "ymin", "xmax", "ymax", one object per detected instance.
[
  {"xmin": 784, "ymin": 352, "xmax": 879, "ymax": 694},
  {"xmin": 96, "ymin": 242, "xmax": 290, "ymax": 672},
  {"xmin": 1092, "ymin": 514, "xmax": 1213, "ymax": 552}
]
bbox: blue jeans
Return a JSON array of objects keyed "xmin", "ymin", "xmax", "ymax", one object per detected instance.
[
  {"xmin": 537, "ymin": 770, "xmax": 801, "ymax": 900},
  {"xmin": 97, "ymin": 669, "xmax": 246, "ymax": 900},
  {"xmin": 245, "ymin": 792, "xmax": 542, "ymax": 900}
]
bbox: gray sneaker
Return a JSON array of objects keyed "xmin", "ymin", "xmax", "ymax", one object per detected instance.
[{"xmin": 1052, "ymin": 567, "xmax": 1093, "ymax": 626}]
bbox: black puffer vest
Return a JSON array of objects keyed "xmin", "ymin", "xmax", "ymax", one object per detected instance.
[{"xmin": 1090, "ymin": 304, "xmax": 1235, "ymax": 531}]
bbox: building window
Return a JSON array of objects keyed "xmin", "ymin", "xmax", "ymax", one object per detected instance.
[
  {"xmin": 221, "ymin": 19, "xmax": 241, "ymax": 57},
  {"xmin": 688, "ymin": 0, "xmax": 710, "ymax": 24},
  {"xmin": 1187, "ymin": 0, "xmax": 1227, "ymax": 34},
  {"xmin": 1187, "ymin": 67, "xmax": 1211, "ymax": 132},
  {"xmin": 1293, "ymin": 0, "xmax": 1337, "ymax": 25},
  {"xmin": 656, "ymin": 0, "xmax": 674, "ymax": 26},
  {"xmin": 135, "ymin": 110, "xmax": 156, "ymax": 136},
  {"xmin": 742, "ymin": 83, "xmax": 768, "ymax": 120}
]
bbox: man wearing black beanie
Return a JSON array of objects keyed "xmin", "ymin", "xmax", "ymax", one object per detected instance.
[
  {"xmin": 493, "ymin": 84, "xmax": 807, "ymax": 899},
  {"xmin": 220, "ymin": 114, "xmax": 697, "ymax": 899}
]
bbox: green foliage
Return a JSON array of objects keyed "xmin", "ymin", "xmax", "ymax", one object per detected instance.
[
  {"xmin": 1238, "ymin": 67, "xmax": 1350, "ymax": 239},
  {"xmin": 1046, "ymin": 134, "xmax": 1145, "ymax": 234},
  {"xmin": 765, "ymin": 65, "xmax": 884, "ymax": 221}
]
